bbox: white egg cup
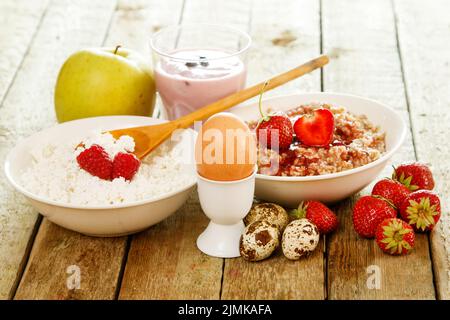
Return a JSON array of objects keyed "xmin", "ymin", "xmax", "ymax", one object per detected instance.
[{"xmin": 196, "ymin": 169, "xmax": 256, "ymax": 258}]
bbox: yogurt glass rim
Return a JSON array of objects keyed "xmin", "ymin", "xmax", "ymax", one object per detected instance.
[{"xmin": 150, "ymin": 23, "xmax": 252, "ymax": 62}]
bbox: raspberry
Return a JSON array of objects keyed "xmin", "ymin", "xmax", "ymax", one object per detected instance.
[
  {"xmin": 76, "ymin": 145, "xmax": 113, "ymax": 180},
  {"xmin": 112, "ymin": 152, "xmax": 140, "ymax": 181}
]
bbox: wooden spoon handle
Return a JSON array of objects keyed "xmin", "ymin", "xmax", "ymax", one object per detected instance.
[{"xmin": 173, "ymin": 55, "xmax": 329, "ymax": 129}]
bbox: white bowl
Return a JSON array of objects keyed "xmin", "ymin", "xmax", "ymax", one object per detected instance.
[
  {"xmin": 230, "ymin": 93, "xmax": 406, "ymax": 207},
  {"xmin": 4, "ymin": 116, "xmax": 197, "ymax": 237}
]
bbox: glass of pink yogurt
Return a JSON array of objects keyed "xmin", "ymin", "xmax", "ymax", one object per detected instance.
[{"xmin": 150, "ymin": 24, "xmax": 251, "ymax": 120}]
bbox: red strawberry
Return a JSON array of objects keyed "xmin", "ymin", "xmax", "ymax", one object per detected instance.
[
  {"xmin": 352, "ymin": 195, "xmax": 397, "ymax": 238},
  {"xmin": 256, "ymin": 114, "xmax": 293, "ymax": 150},
  {"xmin": 293, "ymin": 108, "xmax": 335, "ymax": 147},
  {"xmin": 371, "ymin": 178, "xmax": 411, "ymax": 208},
  {"xmin": 291, "ymin": 200, "xmax": 339, "ymax": 234},
  {"xmin": 392, "ymin": 162, "xmax": 434, "ymax": 191},
  {"xmin": 291, "ymin": 201, "xmax": 338, "ymax": 234},
  {"xmin": 375, "ymin": 218, "xmax": 415, "ymax": 255},
  {"xmin": 399, "ymin": 190, "xmax": 440, "ymax": 232},
  {"xmin": 76, "ymin": 145, "xmax": 112, "ymax": 180},
  {"xmin": 255, "ymin": 82, "xmax": 293, "ymax": 150},
  {"xmin": 112, "ymin": 152, "xmax": 141, "ymax": 181}
]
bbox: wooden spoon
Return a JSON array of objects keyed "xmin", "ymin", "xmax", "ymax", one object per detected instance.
[{"xmin": 109, "ymin": 55, "xmax": 329, "ymax": 159}]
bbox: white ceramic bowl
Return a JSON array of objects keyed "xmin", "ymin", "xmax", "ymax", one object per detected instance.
[
  {"xmin": 4, "ymin": 116, "xmax": 197, "ymax": 237},
  {"xmin": 230, "ymin": 93, "xmax": 406, "ymax": 207}
]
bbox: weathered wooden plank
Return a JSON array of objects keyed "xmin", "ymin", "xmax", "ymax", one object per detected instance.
[
  {"xmin": 221, "ymin": 0, "xmax": 325, "ymax": 300},
  {"xmin": 181, "ymin": 0, "xmax": 249, "ymax": 28},
  {"xmin": 105, "ymin": 0, "xmax": 183, "ymax": 55},
  {"xmin": 245, "ymin": 0, "xmax": 321, "ymax": 99},
  {"xmin": 394, "ymin": 0, "xmax": 450, "ymax": 300},
  {"xmin": 118, "ymin": 0, "xmax": 244, "ymax": 299},
  {"xmin": 1, "ymin": 0, "xmax": 117, "ymax": 300},
  {"xmin": 0, "ymin": 0, "xmax": 49, "ymax": 104},
  {"xmin": 323, "ymin": 0, "xmax": 435, "ymax": 299},
  {"xmin": 14, "ymin": 220, "xmax": 126, "ymax": 300},
  {"xmin": 222, "ymin": 239, "xmax": 326, "ymax": 300},
  {"xmin": 119, "ymin": 193, "xmax": 223, "ymax": 299}
]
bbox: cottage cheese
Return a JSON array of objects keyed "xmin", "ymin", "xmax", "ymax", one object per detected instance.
[{"xmin": 20, "ymin": 130, "xmax": 196, "ymax": 206}]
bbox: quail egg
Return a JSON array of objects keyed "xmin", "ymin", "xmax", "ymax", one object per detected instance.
[
  {"xmin": 244, "ymin": 203, "xmax": 289, "ymax": 232},
  {"xmin": 282, "ymin": 218, "xmax": 319, "ymax": 260},
  {"xmin": 239, "ymin": 220, "xmax": 280, "ymax": 261}
]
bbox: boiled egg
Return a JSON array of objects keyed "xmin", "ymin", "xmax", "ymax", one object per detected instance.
[{"xmin": 195, "ymin": 112, "xmax": 256, "ymax": 181}]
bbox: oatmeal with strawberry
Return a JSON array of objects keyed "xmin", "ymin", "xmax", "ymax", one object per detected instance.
[{"xmin": 250, "ymin": 103, "xmax": 385, "ymax": 176}]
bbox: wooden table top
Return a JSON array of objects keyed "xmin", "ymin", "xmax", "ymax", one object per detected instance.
[{"xmin": 0, "ymin": 0, "xmax": 448, "ymax": 300}]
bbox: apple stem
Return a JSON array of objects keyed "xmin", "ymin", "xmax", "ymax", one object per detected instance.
[
  {"xmin": 258, "ymin": 81, "xmax": 270, "ymax": 121},
  {"xmin": 114, "ymin": 45, "xmax": 122, "ymax": 55}
]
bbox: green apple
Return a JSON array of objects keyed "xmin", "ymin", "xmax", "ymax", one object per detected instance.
[{"xmin": 55, "ymin": 46, "xmax": 156, "ymax": 122}]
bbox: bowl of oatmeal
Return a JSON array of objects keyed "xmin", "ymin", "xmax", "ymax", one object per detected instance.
[
  {"xmin": 230, "ymin": 93, "xmax": 406, "ymax": 207},
  {"xmin": 4, "ymin": 116, "xmax": 197, "ymax": 236}
]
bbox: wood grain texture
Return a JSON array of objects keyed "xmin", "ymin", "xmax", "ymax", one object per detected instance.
[
  {"xmin": 119, "ymin": 192, "xmax": 223, "ymax": 299},
  {"xmin": 323, "ymin": 0, "xmax": 435, "ymax": 299},
  {"xmin": 222, "ymin": 238, "xmax": 325, "ymax": 299},
  {"xmin": 105, "ymin": 0, "xmax": 184, "ymax": 55},
  {"xmin": 0, "ymin": 0, "xmax": 117, "ymax": 299},
  {"xmin": 118, "ymin": 0, "xmax": 249, "ymax": 299},
  {"xmin": 221, "ymin": 0, "xmax": 325, "ymax": 300},
  {"xmin": 182, "ymin": 0, "xmax": 249, "ymax": 26},
  {"xmin": 245, "ymin": 0, "xmax": 321, "ymax": 101},
  {"xmin": 0, "ymin": 0, "xmax": 49, "ymax": 104},
  {"xmin": 14, "ymin": 220, "xmax": 127, "ymax": 300},
  {"xmin": 0, "ymin": 2, "xmax": 49, "ymax": 297},
  {"xmin": 394, "ymin": 0, "xmax": 450, "ymax": 300}
]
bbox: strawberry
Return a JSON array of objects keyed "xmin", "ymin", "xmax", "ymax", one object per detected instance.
[
  {"xmin": 392, "ymin": 162, "xmax": 434, "ymax": 191},
  {"xmin": 293, "ymin": 108, "xmax": 335, "ymax": 147},
  {"xmin": 256, "ymin": 114, "xmax": 294, "ymax": 150},
  {"xmin": 76, "ymin": 144, "xmax": 112, "ymax": 180},
  {"xmin": 255, "ymin": 82, "xmax": 293, "ymax": 150},
  {"xmin": 399, "ymin": 190, "xmax": 441, "ymax": 232},
  {"xmin": 375, "ymin": 218, "xmax": 415, "ymax": 255},
  {"xmin": 371, "ymin": 178, "xmax": 411, "ymax": 208},
  {"xmin": 352, "ymin": 195, "xmax": 397, "ymax": 238},
  {"xmin": 112, "ymin": 152, "xmax": 141, "ymax": 181},
  {"xmin": 290, "ymin": 201, "xmax": 338, "ymax": 234}
]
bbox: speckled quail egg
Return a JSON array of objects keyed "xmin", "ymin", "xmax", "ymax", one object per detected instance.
[
  {"xmin": 239, "ymin": 220, "xmax": 280, "ymax": 261},
  {"xmin": 244, "ymin": 203, "xmax": 289, "ymax": 232},
  {"xmin": 282, "ymin": 218, "xmax": 319, "ymax": 260}
]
